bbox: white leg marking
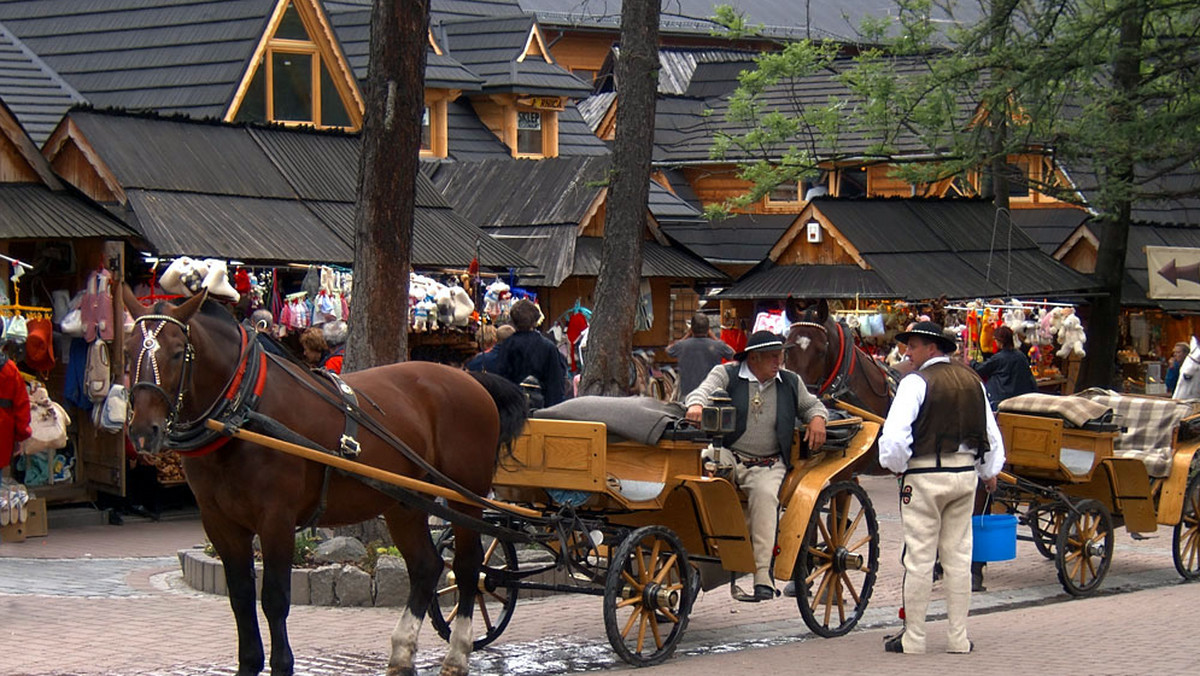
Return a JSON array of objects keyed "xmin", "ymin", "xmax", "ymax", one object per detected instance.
[
  {"xmin": 442, "ymin": 614, "xmax": 473, "ymax": 675},
  {"xmin": 388, "ymin": 608, "xmax": 422, "ymax": 672}
]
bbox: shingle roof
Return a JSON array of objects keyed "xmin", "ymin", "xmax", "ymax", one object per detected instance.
[
  {"xmin": 0, "ymin": 21, "xmax": 84, "ymax": 145},
  {"xmin": 520, "ymin": 0, "xmax": 982, "ymax": 43},
  {"xmin": 718, "ymin": 198, "xmax": 1096, "ymax": 300},
  {"xmin": 440, "ymin": 15, "xmax": 591, "ymax": 96},
  {"xmin": 323, "ymin": 4, "xmax": 484, "ymax": 90},
  {"xmin": 1011, "ymin": 207, "xmax": 1092, "ymax": 255},
  {"xmin": 66, "ymin": 110, "xmax": 527, "ymax": 267},
  {"xmin": 483, "ymin": 224, "xmax": 575, "ymax": 285},
  {"xmin": 0, "ymin": 183, "xmax": 138, "ymax": 239},
  {"xmin": 717, "ymin": 262, "xmax": 891, "ymax": 299},
  {"xmin": 660, "ymin": 213, "xmax": 795, "ymax": 265},
  {"xmin": 573, "ymin": 237, "xmax": 725, "ymax": 280},
  {"xmin": 444, "ymin": 99, "xmax": 513, "ymax": 160},
  {"xmin": 0, "ymin": 0, "xmax": 275, "ymax": 119},
  {"xmin": 576, "ymin": 92, "xmax": 613, "ymax": 132},
  {"xmin": 658, "ymin": 48, "xmax": 757, "ymax": 98},
  {"xmin": 653, "ymin": 56, "xmax": 979, "ymax": 165},
  {"xmin": 429, "ymin": 155, "xmax": 609, "ymax": 227}
]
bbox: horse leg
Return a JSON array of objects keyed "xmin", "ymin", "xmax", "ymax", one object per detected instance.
[
  {"xmin": 205, "ymin": 518, "xmax": 265, "ymax": 676},
  {"xmin": 382, "ymin": 504, "xmax": 442, "ymax": 676},
  {"xmin": 258, "ymin": 523, "xmax": 297, "ymax": 676},
  {"xmin": 441, "ymin": 520, "xmax": 485, "ymax": 676}
]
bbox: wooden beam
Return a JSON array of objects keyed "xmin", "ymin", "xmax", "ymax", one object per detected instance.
[{"xmin": 202, "ymin": 419, "xmax": 543, "ymax": 519}]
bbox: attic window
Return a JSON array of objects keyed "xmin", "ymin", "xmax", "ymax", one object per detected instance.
[
  {"xmin": 232, "ymin": 0, "xmax": 357, "ymax": 129},
  {"xmin": 517, "ymin": 111, "xmax": 544, "ymax": 155}
]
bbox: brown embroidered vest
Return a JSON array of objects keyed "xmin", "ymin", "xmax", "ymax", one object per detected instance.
[{"xmin": 911, "ymin": 361, "xmax": 989, "ymax": 461}]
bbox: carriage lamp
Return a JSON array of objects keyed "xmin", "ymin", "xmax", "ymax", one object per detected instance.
[{"xmin": 701, "ymin": 389, "xmax": 737, "ymax": 435}]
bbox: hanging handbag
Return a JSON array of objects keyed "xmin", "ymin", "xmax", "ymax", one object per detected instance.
[
  {"xmin": 19, "ymin": 381, "xmax": 70, "ymax": 455},
  {"xmin": 85, "ymin": 339, "xmax": 111, "ymax": 402},
  {"xmin": 98, "ymin": 384, "xmax": 127, "ymax": 433}
]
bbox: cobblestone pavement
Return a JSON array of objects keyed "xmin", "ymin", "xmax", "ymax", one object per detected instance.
[{"xmin": 0, "ymin": 476, "xmax": 1193, "ymax": 675}]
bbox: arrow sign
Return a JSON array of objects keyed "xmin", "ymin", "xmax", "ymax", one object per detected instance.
[
  {"xmin": 1157, "ymin": 258, "xmax": 1200, "ymax": 286},
  {"xmin": 1147, "ymin": 245, "xmax": 1200, "ymax": 300}
]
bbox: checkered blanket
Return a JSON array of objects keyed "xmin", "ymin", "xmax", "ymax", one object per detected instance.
[
  {"xmin": 998, "ymin": 393, "xmax": 1113, "ymax": 428},
  {"xmin": 1074, "ymin": 388, "xmax": 1200, "ymax": 477}
]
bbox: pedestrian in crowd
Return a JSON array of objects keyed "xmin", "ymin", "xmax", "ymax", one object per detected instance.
[
  {"xmin": 248, "ymin": 309, "xmax": 288, "ymax": 358},
  {"xmin": 465, "ymin": 323, "xmax": 511, "ymax": 373},
  {"xmin": 1166, "ymin": 341, "xmax": 1189, "ymax": 395},
  {"xmin": 685, "ymin": 330, "xmax": 827, "ymax": 601},
  {"xmin": 887, "ymin": 322, "xmax": 919, "ymax": 376},
  {"xmin": 320, "ymin": 320, "xmax": 347, "ymax": 374},
  {"xmin": 667, "ymin": 312, "xmax": 734, "ymax": 401},
  {"xmin": 0, "ymin": 339, "xmax": 31, "ymax": 478},
  {"xmin": 972, "ymin": 325, "xmax": 1037, "ymax": 407},
  {"xmin": 879, "ymin": 321, "xmax": 1006, "ymax": 655},
  {"xmin": 493, "ymin": 300, "xmax": 566, "ymax": 408},
  {"xmin": 299, "ymin": 326, "xmax": 328, "ymax": 368}
]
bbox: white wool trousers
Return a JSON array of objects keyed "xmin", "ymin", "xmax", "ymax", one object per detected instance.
[
  {"xmin": 899, "ymin": 454, "xmax": 978, "ymax": 654},
  {"xmin": 733, "ymin": 459, "xmax": 787, "ymax": 588}
]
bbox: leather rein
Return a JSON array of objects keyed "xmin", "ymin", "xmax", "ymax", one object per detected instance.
[{"xmin": 790, "ymin": 319, "xmax": 893, "ymax": 405}]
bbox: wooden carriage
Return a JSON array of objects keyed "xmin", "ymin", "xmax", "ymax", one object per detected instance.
[{"xmin": 992, "ymin": 393, "xmax": 1200, "ymax": 596}]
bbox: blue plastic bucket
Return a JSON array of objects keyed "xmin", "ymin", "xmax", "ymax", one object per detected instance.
[{"xmin": 972, "ymin": 514, "xmax": 1017, "ymax": 562}]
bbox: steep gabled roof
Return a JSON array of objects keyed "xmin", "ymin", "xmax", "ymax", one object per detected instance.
[
  {"xmin": 662, "ymin": 213, "xmax": 796, "ymax": 265},
  {"xmin": 0, "ymin": 21, "xmax": 84, "ymax": 145},
  {"xmin": 323, "ymin": 5, "xmax": 484, "ymax": 90},
  {"xmin": 429, "ymin": 155, "xmax": 607, "ymax": 227},
  {"xmin": 0, "ymin": 0, "xmax": 277, "ymax": 119},
  {"xmin": 0, "ymin": 99, "xmax": 136, "ymax": 240},
  {"xmin": 50, "ymin": 109, "xmax": 526, "ymax": 267},
  {"xmin": 440, "ymin": 15, "xmax": 591, "ymax": 96}
]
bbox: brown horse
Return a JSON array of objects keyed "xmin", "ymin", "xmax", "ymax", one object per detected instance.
[
  {"xmin": 783, "ymin": 299, "xmax": 893, "ymax": 421},
  {"xmin": 122, "ymin": 287, "xmax": 527, "ymax": 676}
]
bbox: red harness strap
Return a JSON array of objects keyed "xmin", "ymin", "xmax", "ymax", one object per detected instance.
[
  {"xmin": 176, "ymin": 330, "xmax": 268, "ymax": 458},
  {"xmin": 817, "ymin": 322, "xmax": 860, "ymax": 397}
]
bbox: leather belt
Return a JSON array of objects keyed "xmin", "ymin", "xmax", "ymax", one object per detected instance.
[{"xmin": 733, "ymin": 450, "xmax": 778, "ymax": 468}]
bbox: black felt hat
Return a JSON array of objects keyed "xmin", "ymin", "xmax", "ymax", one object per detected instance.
[
  {"xmin": 895, "ymin": 321, "xmax": 957, "ymax": 354},
  {"xmin": 735, "ymin": 330, "xmax": 788, "ymax": 360}
]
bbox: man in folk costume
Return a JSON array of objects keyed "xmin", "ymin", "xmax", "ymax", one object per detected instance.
[
  {"xmin": 685, "ymin": 330, "xmax": 828, "ymax": 600},
  {"xmin": 879, "ymin": 321, "xmax": 1005, "ymax": 654}
]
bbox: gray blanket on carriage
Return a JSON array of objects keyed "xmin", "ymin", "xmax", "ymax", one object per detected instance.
[
  {"xmin": 534, "ymin": 396, "xmax": 687, "ymax": 445},
  {"xmin": 998, "ymin": 393, "xmax": 1113, "ymax": 428}
]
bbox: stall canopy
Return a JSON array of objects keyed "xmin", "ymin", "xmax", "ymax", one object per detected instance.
[
  {"xmin": 720, "ymin": 197, "xmax": 1097, "ymax": 300},
  {"xmin": 53, "ymin": 109, "xmax": 529, "ymax": 268}
]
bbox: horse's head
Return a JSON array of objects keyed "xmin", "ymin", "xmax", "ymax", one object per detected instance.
[
  {"xmin": 784, "ymin": 299, "xmax": 833, "ymax": 391},
  {"xmin": 1182, "ymin": 337, "xmax": 1200, "ymax": 380},
  {"xmin": 123, "ymin": 285, "xmax": 209, "ymax": 453}
]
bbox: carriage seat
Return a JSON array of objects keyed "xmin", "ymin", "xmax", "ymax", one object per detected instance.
[
  {"xmin": 534, "ymin": 395, "xmax": 689, "ymax": 445},
  {"xmin": 1071, "ymin": 389, "xmax": 1200, "ymax": 478}
]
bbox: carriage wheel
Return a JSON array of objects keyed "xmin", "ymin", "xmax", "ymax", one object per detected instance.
[
  {"xmin": 793, "ymin": 481, "xmax": 879, "ymax": 637},
  {"xmin": 430, "ymin": 529, "xmax": 519, "ymax": 650},
  {"xmin": 603, "ymin": 525, "xmax": 694, "ymax": 666},
  {"xmin": 1029, "ymin": 503, "xmax": 1067, "ymax": 560},
  {"xmin": 1172, "ymin": 472, "xmax": 1200, "ymax": 580},
  {"xmin": 1054, "ymin": 499, "xmax": 1114, "ymax": 597}
]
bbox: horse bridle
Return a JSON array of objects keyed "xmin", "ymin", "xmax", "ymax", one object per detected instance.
[
  {"xmin": 130, "ymin": 314, "xmax": 196, "ymax": 433},
  {"xmin": 789, "ymin": 318, "xmax": 892, "ymax": 402}
]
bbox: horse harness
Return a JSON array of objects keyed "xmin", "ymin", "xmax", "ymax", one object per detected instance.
[
  {"xmin": 129, "ymin": 310, "xmax": 496, "ymax": 530},
  {"xmin": 790, "ymin": 318, "xmax": 895, "ymax": 409}
]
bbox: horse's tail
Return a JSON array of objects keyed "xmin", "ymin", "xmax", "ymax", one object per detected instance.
[{"xmin": 469, "ymin": 371, "xmax": 529, "ymax": 464}]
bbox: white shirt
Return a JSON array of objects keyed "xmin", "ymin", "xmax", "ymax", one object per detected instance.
[{"xmin": 879, "ymin": 356, "xmax": 1006, "ymax": 478}]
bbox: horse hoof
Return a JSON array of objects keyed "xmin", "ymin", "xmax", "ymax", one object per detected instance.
[
  {"xmin": 385, "ymin": 668, "xmax": 418, "ymax": 676},
  {"xmin": 439, "ymin": 665, "xmax": 469, "ymax": 676}
]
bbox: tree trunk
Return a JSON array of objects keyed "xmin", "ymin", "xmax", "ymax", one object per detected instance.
[
  {"xmin": 1080, "ymin": 1, "xmax": 1144, "ymax": 389},
  {"xmin": 577, "ymin": 0, "xmax": 660, "ymax": 396},
  {"xmin": 344, "ymin": 0, "xmax": 429, "ymax": 372}
]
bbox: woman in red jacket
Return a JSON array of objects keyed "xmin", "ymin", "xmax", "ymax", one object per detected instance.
[{"xmin": 0, "ymin": 349, "xmax": 32, "ymax": 473}]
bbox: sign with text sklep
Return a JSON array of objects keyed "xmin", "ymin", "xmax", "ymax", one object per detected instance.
[{"xmin": 1148, "ymin": 245, "xmax": 1200, "ymax": 299}]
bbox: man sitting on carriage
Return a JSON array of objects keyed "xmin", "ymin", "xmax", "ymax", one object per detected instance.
[{"xmin": 684, "ymin": 330, "xmax": 828, "ymax": 601}]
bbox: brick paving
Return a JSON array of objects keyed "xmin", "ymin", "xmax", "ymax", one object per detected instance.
[{"xmin": 0, "ymin": 475, "xmax": 1194, "ymax": 675}]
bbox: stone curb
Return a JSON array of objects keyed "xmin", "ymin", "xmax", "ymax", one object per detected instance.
[{"xmin": 177, "ymin": 548, "xmax": 411, "ymax": 607}]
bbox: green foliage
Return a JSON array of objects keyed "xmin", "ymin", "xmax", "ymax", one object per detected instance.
[{"xmin": 293, "ymin": 529, "xmax": 321, "ymax": 567}]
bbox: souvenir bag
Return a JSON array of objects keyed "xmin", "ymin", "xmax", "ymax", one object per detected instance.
[
  {"xmin": 98, "ymin": 384, "xmax": 127, "ymax": 433},
  {"xmin": 81, "ymin": 269, "xmax": 115, "ymax": 342},
  {"xmin": 85, "ymin": 339, "xmax": 111, "ymax": 402},
  {"xmin": 19, "ymin": 381, "xmax": 70, "ymax": 455},
  {"xmin": 5, "ymin": 314, "xmax": 28, "ymax": 342}
]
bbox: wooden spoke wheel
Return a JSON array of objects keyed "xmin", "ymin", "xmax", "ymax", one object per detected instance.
[
  {"xmin": 1172, "ymin": 471, "xmax": 1200, "ymax": 580},
  {"xmin": 429, "ymin": 529, "xmax": 519, "ymax": 650},
  {"xmin": 793, "ymin": 481, "xmax": 879, "ymax": 637},
  {"xmin": 1029, "ymin": 503, "xmax": 1067, "ymax": 560},
  {"xmin": 1054, "ymin": 499, "xmax": 1114, "ymax": 597},
  {"xmin": 603, "ymin": 525, "xmax": 694, "ymax": 667}
]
